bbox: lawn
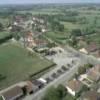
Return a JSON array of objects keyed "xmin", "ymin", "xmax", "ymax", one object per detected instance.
[
  {"xmin": 61, "ymin": 21, "xmax": 80, "ymax": 32},
  {"xmin": 0, "ymin": 42, "xmax": 53, "ymax": 90},
  {"xmin": 44, "ymin": 31, "xmax": 68, "ymax": 44}
]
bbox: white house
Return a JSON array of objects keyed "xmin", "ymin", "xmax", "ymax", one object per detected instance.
[
  {"xmin": 66, "ymin": 79, "xmax": 83, "ymax": 96},
  {"xmin": 79, "ymin": 48, "xmax": 88, "ymax": 54}
]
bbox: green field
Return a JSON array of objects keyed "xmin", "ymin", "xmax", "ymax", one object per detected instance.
[
  {"xmin": 43, "ymin": 7, "xmax": 100, "ymax": 45},
  {"xmin": 0, "ymin": 18, "xmax": 9, "ymax": 26},
  {"xmin": 0, "ymin": 42, "xmax": 53, "ymax": 89},
  {"xmin": 61, "ymin": 21, "xmax": 80, "ymax": 31},
  {"xmin": 44, "ymin": 31, "xmax": 68, "ymax": 44}
]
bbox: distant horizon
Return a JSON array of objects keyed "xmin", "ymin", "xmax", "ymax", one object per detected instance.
[
  {"xmin": 0, "ymin": 0, "xmax": 100, "ymax": 5},
  {"xmin": 0, "ymin": 2, "xmax": 100, "ymax": 6}
]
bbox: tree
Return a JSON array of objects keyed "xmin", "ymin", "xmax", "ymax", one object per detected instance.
[
  {"xmin": 68, "ymin": 36, "xmax": 78, "ymax": 47},
  {"xmin": 78, "ymin": 67, "xmax": 86, "ymax": 75},
  {"xmin": 85, "ymin": 63, "xmax": 93, "ymax": 69},
  {"xmin": 71, "ymin": 29, "xmax": 82, "ymax": 37},
  {"xmin": 57, "ymin": 85, "xmax": 67, "ymax": 98},
  {"xmin": 42, "ymin": 87, "xmax": 60, "ymax": 100},
  {"xmin": 0, "ymin": 23, "xmax": 4, "ymax": 31},
  {"xmin": 58, "ymin": 24, "xmax": 64, "ymax": 32},
  {"xmin": 78, "ymin": 16, "xmax": 88, "ymax": 24},
  {"xmin": 78, "ymin": 64, "xmax": 93, "ymax": 75},
  {"xmin": 47, "ymin": 42, "xmax": 56, "ymax": 48},
  {"xmin": 42, "ymin": 85, "xmax": 67, "ymax": 100}
]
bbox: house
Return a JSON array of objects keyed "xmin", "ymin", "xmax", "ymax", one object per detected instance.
[
  {"xmin": 25, "ymin": 32, "xmax": 36, "ymax": 48},
  {"xmin": 79, "ymin": 64, "xmax": 100, "ymax": 87},
  {"xmin": 86, "ymin": 42, "xmax": 99, "ymax": 53},
  {"xmin": 32, "ymin": 17, "xmax": 36, "ymax": 21},
  {"xmin": 34, "ymin": 39, "xmax": 49, "ymax": 53},
  {"xmin": 81, "ymin": 91, "xmax": 100, "ymax": 100},
  {"xmin": 25, "ymin": 81, "xmax": 38, "ymax": 94},
  {"xmin": 79, "ymin": 74, "xmax": 93, "ymax": 87},
  {"xmin": 66, "ymin": 79, "xmax": 83, "ymax": 96},
  {"xmin": 34, "ymin": 39, "xmax": 48, "ymax": 47},
  {"xmin": 79, "ymin": 48, "xmax": 88, "ymax": 54},
  {"xmin": 92, "ymin": 50, "xmax": 100, "ymax": 58},
  {"xmin": 1, "ymin": 86, "xmax": 23, "ymax": 100},
  {"xmin": 94, "ymin": 64, "xmax": 100, "ymax": 72},
  {"xmin": 14, "ymin": 15, "xmax": 24, "ymax": 23},
  {"xmin": 87, "ymin": 64, "xmax": 100, "ymax": 82},
  {"xmin": 42, "ymin": 28, "xmax": 46, "ymax": 33}
]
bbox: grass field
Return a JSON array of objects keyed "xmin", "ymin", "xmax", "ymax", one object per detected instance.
[
  {"xmin": 0, "ymin": 42, "xmax": 53, "ymax": 89},
  {"xmin": 61, "ymin": 21, "xmax": 80, "ymax": 31},
  {"xmin": 18, "ymin": 10, "xmax": 60, "ymax": 15},
  {"xmin": 44, "ymin": 31, "xmax": 68, "ymax": 44},
  {"xmin": 44, "ymin": 8, "xmax": 100, "ymax": 45},
  {"xmin": 0, "ymin": 18, "xmax": 9, "ymax": 26}
]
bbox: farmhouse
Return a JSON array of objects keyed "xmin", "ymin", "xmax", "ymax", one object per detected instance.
[
  {"xmin": 1, "ymin": 86, "xmax": 23, "ymax": 100},
  {"xmin": 79, "ymin": 64, "xmax": 100, "ymax": 87},
  {"xmin": 79, "ymin": 48, "xmax": 88, "ymax": 54},
  {"xmin": 81, "ymin": 91, "xmax": 100, "ymax": 100},
  {"xmin": 34, "ymin": 39, "xmax": 49, "ymax": 53},
  {"xmin": 66, "ymin": 79, "xmax": 83, "ymax": 96},
  {"xmin": 87, "ymin": 64, "xmax": 100, "ymax": 82},
  {"xmin": 25, "ymin": 32, "xmax": 36, "ymax": 48},
  {"xmin": 79, "ymin": 74, "xmax": 93, "ymax": 87},
  {"xmin": 34, "ymin": 39, "xmax": 48, "ymax": 47},
  {"xmin": 92, "ymin": 50, "xmax": 100, "ymax": 58},
  {"xmin": 86, "ymin": 42, "xmax": 99, "ymax": 53}
]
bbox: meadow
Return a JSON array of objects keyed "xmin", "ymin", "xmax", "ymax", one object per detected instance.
[{"xmin": 0, "ymin": 42, "xmax": 53, "ymax": 89}]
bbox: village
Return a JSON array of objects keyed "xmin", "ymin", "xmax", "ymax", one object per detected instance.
[
  {"xmin": 0, "ymin": 4, "xmax": 100, "ymax": 100},
  {"xmin": 0, "ymin": 14, "xmax": 100, "ymax": 100}
]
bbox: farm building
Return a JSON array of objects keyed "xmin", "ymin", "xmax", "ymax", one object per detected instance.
[
  {"xmin": 1, "ymin": 86, "xmax": 23, "ymax": 100},
  {"xmin": 66, "ymin": 79, "xmax": 83, "ymax": 96}
]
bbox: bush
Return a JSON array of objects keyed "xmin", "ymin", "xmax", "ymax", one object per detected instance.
[
  {"xmin": 42, "ymin": 85, "xmax": 67, "ymax": 100},
  {"xmin": 78, "ymin": 67, "xmax": 86, "ymax": 75}
]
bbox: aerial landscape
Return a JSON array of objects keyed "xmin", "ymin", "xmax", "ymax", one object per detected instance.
[{"xmin": 0, "ymin": 0, "xmax": 100, "ymax": 100}]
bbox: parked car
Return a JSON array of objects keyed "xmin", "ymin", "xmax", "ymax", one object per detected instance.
[
  {"xmin": 32, "ymin": 80, "xmax": 44, "ymax": 89},
  {"xmin": 57, "ymin": 69, "xmax": 64, "ymax": 74},
  {"xmin": 51, "ymin": 73, "xmax": 58, "ymax": 79},
  {"xmin": 67, "ymin": 64, "xmax": 72, "ymax": 68},
  {"xmin": 61, "ymin": 66, "xmax": 69, "ymax": 71},
  {"xmin": 37, "ymin": 78, "xmax": 47, "ymax": 85},
  {"xmin": 45, "ymin": 77, "xmax": 53, "ymax": 83}
]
